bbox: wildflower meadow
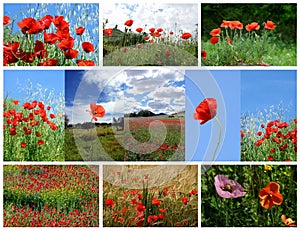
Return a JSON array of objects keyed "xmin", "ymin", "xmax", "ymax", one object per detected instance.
[
  {"xmin": 103, "ymin": 165, "xmax": 198, "ymax": 227},
  {"xmin": 202, "ymin": 165, "xmax": 296, "ymax": 227},
  {"xmin": 3, "ymin": 71, "xmax": 65, "ymax": 161},
  {"xmin": 3, "ymin": 165, "xmax": 99, "ymax": 227},
  {"xmin": 103, "ymin": 3, "xmax": 198, "ymax": 66},
  {"xmin": 3, "ymin": 3, "xmax": 99, "ymax": 66},
  {"xmin": 201, "ymin": 4, "xmax": 296, "ymax": 66}
]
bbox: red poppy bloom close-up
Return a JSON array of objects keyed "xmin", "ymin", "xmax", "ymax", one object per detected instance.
[
  {"xmin": 182, "ymin": 32, "xmax": 192, "ymax": 39},
  {"xmin": 259, "ymin": 182, "xmax": 283, "ymax": 210},
  {"xmin": 245, "ymin": 22, "xmax": 260, "ymax": 31},
  {"xmin": 76, "ymin": 26, "xmax": 85, "ymax": 35},
  {"xmin": 149, "ymin": 27, "xmax": 155, "ymax": 33},
  {"xmin": 104, "ymin": 28, "xmax": 113, "ymax": 37},
  {"xmin": 264, "ymin": 20, "xmax": 276, "ymax": 30},
  {"xmin": 210, "ymin": 37, "xmax": 219, "ymax": 45},
  {"xmin": 17, "ymin": 17, "xmax": 43, "ymax": 34},
  {"xmin": 124, "ymin": 19, "xmax": 133, "ymax": 27},
  {"xmin": 194, "ymin": 98, "xmax": 217, "ymax": 125},
  {"xmin": 201, "ymin": 50, "xmax": 207, "ymax": 58},
  {"xmin": 86, "ymin": 103, "xmax": 105, "ymax": 121},
  {"xmin": 210, "ymin": 28, "xmax": 221, "ymax": 37},
  {"xmin": 4, "ymin": 16, "xmax": 11, "ymax": 25},
  {"xmin": 281, "ymin": 215, "xmax": 296, "ymax": 227},
  {"xmin": 76, "ymin": 60, "xmax": 95, "ymax": 66},
  {"xmin": 136, "ymin": 27, "xmax": 143, "ymax": 33},
  {"xmin": 82, "ymin": 42, "xmax": 95, "ymax": 53},
  {"xmin": 63, "ymin": 49, "xmax": 79, "ymax": 59}
]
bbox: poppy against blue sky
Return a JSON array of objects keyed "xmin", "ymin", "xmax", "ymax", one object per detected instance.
[
  {"xmin": 186, "ymin": 70, "xmax": 296, "ymax": 162},
  {"xmin": 4, "ymin": 3, "xmax": 99, "ymax": 47},
  {"xmin": 65, "ymin": 69, "xmax": 185, "ymax": 124},
  {"xmin": 186, "ymin": 70, "xmax": 240, "ymax": 162}
]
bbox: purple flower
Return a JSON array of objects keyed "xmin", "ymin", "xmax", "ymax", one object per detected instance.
[{"xmin": 214, "ymin": 174, "xmax": 246, "ymax": 198}]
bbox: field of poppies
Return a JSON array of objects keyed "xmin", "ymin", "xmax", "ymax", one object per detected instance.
[
  {"xmin": 241, "ymin": 111, "xmax": 297, "ymax": 162},
  {"xmin": 201, "ymin": 19, "xmax": 296, "ymax": 66},
  {"xmin": 202, "ymin": 165, "xmax": 297, "ymax": 227},
  {"xmin": 3, "ymin": 165, "xmax": 99, "ymax": 227},
  {"xmin": 123, "ymin": 117, "xmax": 185, "ymax": 161},
  {"xmin": 65, "ymin": 116, "xmax": 185, "ymax": 161},
  {"xmin": 103, "ymin": 19, "xmax": 198, "ymax": 66},
  {"xmin": 103, "ymin": 165, "xmax": 198, "ymax": 227},
  {"xmin": 3, "ymin": 3, "xmax": 99, "ymax": 66}
]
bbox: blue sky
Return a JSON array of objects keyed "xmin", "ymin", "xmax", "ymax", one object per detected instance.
[
  {"xmin": 65, "ymin": 69, "xmax": 185, "ymax": 124},
  {"xmin": 186, "ymin": 70, "xmax": 240, "ymax": 162},
  {"xmin": 103, "ymin": 3, "xmax": 198, "ymax": 37},
  {"xmin": 4, "ymin": 70, "xmax": 64, "ymax": 114},
  {"xmin": 4, "ymin": 3, "xmax": 99, "ymax": 47},
  {"xmin": 241, "ymin": 70, "xmax": 296, "ymax": 121}
]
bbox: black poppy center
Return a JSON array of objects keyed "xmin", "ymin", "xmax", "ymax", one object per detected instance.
[{"xmin": 222, "ymin": 184, "xmax": 234, "ymax": 193}]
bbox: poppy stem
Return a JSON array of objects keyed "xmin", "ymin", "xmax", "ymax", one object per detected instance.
[{"xmin": 212, "ymin": 116, "xmax": 222, "ymax": 162}]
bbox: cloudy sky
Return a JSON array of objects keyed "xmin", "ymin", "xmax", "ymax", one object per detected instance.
[
  {"xmin": 103, "ymin": 3, "xmax": 198, "ymax": 37},
  {"xmin": 124, "ymin": 69, "xmax": 185, "ymax": 115},
  {"xmin": 65, "ymin": 69, "xmax": 185, "ymax": 124}
]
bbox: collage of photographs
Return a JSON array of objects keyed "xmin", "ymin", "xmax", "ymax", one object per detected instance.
[{"xmin": 1, "ymin": 0, "xmax": 298, "ymax": 229}]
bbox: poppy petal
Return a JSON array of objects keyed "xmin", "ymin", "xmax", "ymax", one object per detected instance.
[{"xmin": 268, "ymin": 182, "xmax": 280, "ymax": 193}]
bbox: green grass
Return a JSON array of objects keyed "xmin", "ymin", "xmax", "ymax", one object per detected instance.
[{"xmin": 201, "ymin": 37, "xmax": 296, "ymax": 66}]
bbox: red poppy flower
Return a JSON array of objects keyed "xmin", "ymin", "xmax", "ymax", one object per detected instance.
[
  {"xmin": 38, "ymin": 140, "xmax": 44, "ymax": 145},
  {"xmin": 86, "ymin": 103, "xmax": 105, "ymax": 121},
  {"xmin": 53, "ymin": 16, "xmax": 69, "ymax": 30},
  {"xmin": 152, "ymin": 199, "xmax": 161, "ymax": 206},
  {"xmin": 281, "ymin": 215, "xmax": 296, "ymax": 226},
  {"xmin": 158, "ymin": 214, "xmax": 165, "ymax": 220},
  {"xmin": 201, "ymin": 50, "xmax": 207, "ymax": 58},
  {"xmin": 182, "ymin": 32, "xmax": 192, "ymax": 39},
  {"xmin": 76, "ymin": 26, "xmax": 85, "ymax": 35},
  {"xmin": 144, "ymin": 36, "xmax": 150, "ymax": 41},
  {"xmin": 13, "ymin": 100, "xmax": 19, "ymax": 105},
  {"xmin": 17, "ymin": 17, "xmax": 43, "ymax": 34},
  {"xmin": 43, "ymin": 32, "xmax": 59, "ymax": 45},
  {"xmin": 194, "ymin": 98, "xmax": 217, "ymax": 125},
  {"xmin": 57, "ymin": 37, "xmax": 75, "ymax": 51},
  {"xmin": 170, "ymin": 31, "xmax": 174, "ymax": 35},
  {"xmin": 264, "ymin": 21, "xmax": 276, "ymax": 30},
  {"xmin": 105, "ymin": 199, "xmax": 115, "ymax": 207},
  {"xmin": 259, "ymin": 182, "xmax": 283, "ymax": 210},
  {"xmin": 229, "ymin": 21, "xmax": 243, "ymax": 30},
  {"xmin": 34, "ymin": 40, "xmax": 47, "ymax": 59},
  {"xmin": 210, "ymin": 28, "xmax": 221, "ymax": 37},
  {"xmin": 157, "ymin": 28, "xmax": 163, "ymax": 32},
  {"xmin": 136, "ymin": 204, "xmax": 146, "ymax": 212},
  {"xmin": 9, "ymin": 127, "xmax": 17, "ymax": 136},
  {"xmin": 182, "ymin": 197, "xmax": 189, "ymax": 205},
  {"xmin": 245, "ymin": 22, "xmax": 260, "ymax": 31},
  {"xmin": 124, "ymin": 19, "xmax": 133, "ymax": 27},
  {"xmin": 210, "ymin": 37, "xmax": 219, "ymax": 45},
  {"xmin": 104, "ymin": 28, "xmax": 113, "ymax": 36},
  {"xmin": 82, "ymin": 42, "xmax": 95, "ymax": 53},
  {"xmin": 267, "ymin": 155, "xmax": 274, "ymax": 161},
  {"xmin": 39, "ymin": 15, "xmax": 53, "ymax": 30},
  {"xmin": 76, "ymin": 60, "xmax": 95, "ymax": 66},
  {"xmin": 226, "ymin": 39, "xmax": 232, "ymax": 45},
  {"xmin": 149, "ymin": 27, "xmax": 155, "ymax": 33},
  {"xmin": 63, "ymin": 49, "xmax": 78, "ymax": 59},
  {"xmin": 21, "ymin": 142, "xmax": 27, "ymax": 148},
  {"xmin": 50, "ymin": 114, "xmax": 55, "ymax": 119},
  {"xmin": 165, "ymin": 49, "xmax": 170, "ymax": 56},
  {"xmin": 4, "ymin": 16, "xmax": 11, "ymax": 25},
  {"xmin": 38, "ymin": 58, "xmax": 58, "ymax": 66},
  {"xmin": 136, "ymin": 27, "xmax": 143, "ymax": 33},
  {"xmin": 269, "ymin": 148, "xmax": 275, "ymax": 153},
  {"xmin": 220, "ymin": 20, "xmax": 231, "ymax": 28}
]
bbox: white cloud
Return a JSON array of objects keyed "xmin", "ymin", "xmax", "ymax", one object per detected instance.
[{"xmin": 103, "ymin": 3, "xmax": 198, "ymax": 37}]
